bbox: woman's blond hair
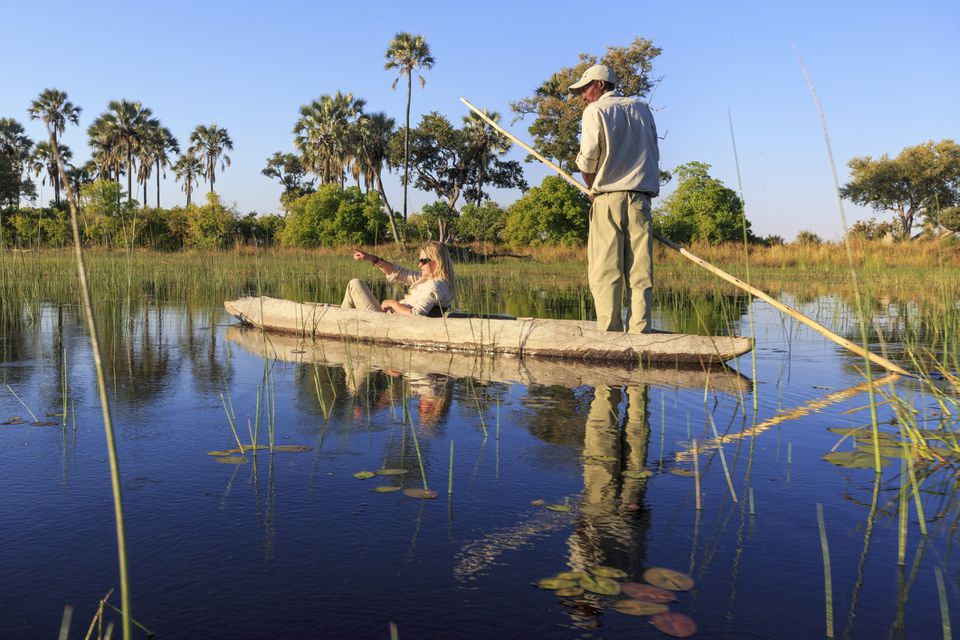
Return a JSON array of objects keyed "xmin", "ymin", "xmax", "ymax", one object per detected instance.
[{"xmin": 421, "ymin": 241, "xmax": 458, "ymax": 304}]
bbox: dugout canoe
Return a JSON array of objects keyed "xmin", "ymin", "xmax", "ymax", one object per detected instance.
[
  {"xmin": 223, "ymin": 296, "xmax": 753, "ymax": 366},
  {"xmin": 225, "ymin": 326, "xmax": 752, "ymax": 395}
]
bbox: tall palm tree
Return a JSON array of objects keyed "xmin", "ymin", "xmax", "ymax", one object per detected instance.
[
  {"xmin": 356, "ymin": 112, "xmax": 402, "ymax": 244},
  {"xmin": 27, "ymin": 88, "xmax": 81, "ymax": 205},
  {"xmin": 384, "ymin": 32, "xmax": 434, "ymax": 220},
  {"xmin": 136, "ymin": 124, "xmax": 179, "ymax": 208},
  {"xmin": 173, "ymin": 152, "xmax": 202, "ymax": 206},
  {"xmin": 293, "ymin": 92, "xmax": 365, "ymax": 187},
  {"xmin": 0, "ymin": 117, "xmax": 35, "ymax": 209},
  {"xmin": 88, "ymin": 99, "xmax": 156, "ymax": 204},
  {"xmin": 188, "ymin": 124, "xmax": 233, "ymax": 193}
]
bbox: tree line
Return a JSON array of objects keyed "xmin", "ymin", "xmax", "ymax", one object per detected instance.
[{"xmin": 2, "ymin": 34, "xmax": 957, "ymax": 250}]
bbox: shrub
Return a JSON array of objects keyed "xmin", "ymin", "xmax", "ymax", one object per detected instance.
[
  {"xmin": 795, "ymin": 230, "xmax": 822, "ymax": 245},
  {"xmin": 502, "ymin": 175, "xmax": 589, "ymax": 246},
  {"xmin": 186, "ymin": 192, "xmax": 238, "ymax": 250},
  {"xmin": 281, "ymin": 185, "xmax": 387, "ymax": 247}
]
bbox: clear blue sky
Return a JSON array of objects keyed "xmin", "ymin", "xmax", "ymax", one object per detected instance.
[{"xmin": 4, "ymin": 0, "xmax": 957, "ymax": 240}]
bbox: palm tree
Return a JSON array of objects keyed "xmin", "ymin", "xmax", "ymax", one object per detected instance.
[
  {"xmin": 27, "ymin": 88, "xmax": 81, "ymax": 205},
  {"xmin": 384, "ymin": 32, "xmax": 434, "ymax": 220},
  {"xmin": 356, "ymin": 112, "xmax": 402, "ymax": 244},
  {"xmin": 173, "ymin": 152, "xmax": 202, "ymax": 206},
  {"xmin": 88, "ymin": 99, "xmax": 156, "ymax": 204},
  {"xmin": 189, "ymin": 124, "xmax": 233, "ymax": 193},
  {"xmin": 30, "ymin": 141, "xmax": 72, "ymax": 205},
  {"xmin": 136, "ymin": 124, "xmax": 179, "ymax": 208},
  {"xmin": 0, "ymin": 117, "xmax": 35, "ymax": 209},
  {"xmin": 293, "ymin": 92, "xmax": 365, "ymax": 187}
]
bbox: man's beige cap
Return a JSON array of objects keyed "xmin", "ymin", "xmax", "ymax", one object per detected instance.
[{"xmin": 568, "ymin": 64, "xmax": 618, "ymax": 94}]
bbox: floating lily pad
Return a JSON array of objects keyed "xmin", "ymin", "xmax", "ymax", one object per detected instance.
[
  {"xmin": 30, "ymin": 421, "xmax": 59, "ymax": 426},
  {"xmin": 853, "ymin": 431, "xmax": 898, "ymax": 443},
  {"xmin": 353, "ymin": 471, "xmax": 376, "ymax": 479},
  {"xmin": 555, "ymin": 586, "xmax": 585, "ymax": 597},
  {"xmin": 590, "ymin": 566, "xmax": 627, "ymax": 579},
  {"xmin": 651, "ymin": 611, "xmax": 697, "ymax": 638},
  {"xmin": 545, "ymin": 503, "xmax": 571, "ymax": 512},
  {"xmin": 624, "ymin": 469, "xmax": 653, "ymax": 479},
  {"xmin": 373, "ymin": 486, "xmax": 402, "ymax": 493},
  {"xmin": 1, "ymin": 420, "xmax": 25, "ymax": 425},
  {"xmin": 580, "ymin": 574, "xmax": 621, "ymax": 596},
  {"xmin": 622, "ymin": 582, "xmax": 676, "ymax": 602},
  {"xmin": 555, "ymin": 571, "xmax": 587, "ymax": 581},
  {"xmin": 530, "ymin": 499, "xmax": 546, "ymax": 507},
  {"xmin": 271, "ymin": 445, "xmax": 313, "ymax": 453},
  {"xmin": 215, "ymin": 456, "xmax": 248, "ymax": 464},
  {"xmin": 375, "ymin": 468, "xmax": 408, "ymax": 476},
  {"xmin": 610, "ymin": 599, "xmax": 669, "ymax": 616},
  {"xmin": 403, "ymin": 488, "xmax": 438, "ymax": 499},
  {"xmin": 823, "ymin": 450, "xmax": 890, "ymax": 469},
  {"xmin": 46, "ymin": 412, "xmax": 64, "ymax": 417},
  {"xmin": 669, "ymin": 468, "xmax": 695, "ymax": 477},
  {"xmin": 536, "ymin": 578, "xmax": 578, "ymax": 590},
  {"xmin": 643, "ymin": 568, "xmax": 694, "ymax": 591},
  {"xmin": 827, "ymin": 427, "xmax": 864, "ymax": 436}
]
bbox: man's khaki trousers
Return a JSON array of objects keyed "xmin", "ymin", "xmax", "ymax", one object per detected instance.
[{"xmin": 587, "ymin": 191, "xmax": 653, "ymax": 333}]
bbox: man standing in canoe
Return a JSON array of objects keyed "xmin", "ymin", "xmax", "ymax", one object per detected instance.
[{"xmin": 570, "ymin": 64, "xmax": 660, "ymax": 334}]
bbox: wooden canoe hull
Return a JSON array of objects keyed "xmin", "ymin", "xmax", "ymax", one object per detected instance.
[
  {"xmin": 223, "ymin": 296, "xmax": 753, "ymax": 365},
  {"xmin": 226, "ymin": 326, "xmax": 752, "ymax": 395}
]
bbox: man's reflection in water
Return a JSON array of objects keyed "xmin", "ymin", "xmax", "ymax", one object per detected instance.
[{"xmin": 568, "ymin": 384, "xmax": 652, "ymax": 577}]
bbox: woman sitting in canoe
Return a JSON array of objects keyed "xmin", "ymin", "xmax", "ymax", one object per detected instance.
[{"xmin": 342, "ymin": 241, "xmax": 457, "ymax": 316}]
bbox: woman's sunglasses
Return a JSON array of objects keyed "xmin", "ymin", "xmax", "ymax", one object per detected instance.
[{"xmin": 419, "ymin": 258, "xmax": 432, "ymax": 265}]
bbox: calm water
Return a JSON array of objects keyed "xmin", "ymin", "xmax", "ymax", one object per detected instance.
[{"xmin": 0, "ymin": 294, "xmax": 956, "ymax": 639}]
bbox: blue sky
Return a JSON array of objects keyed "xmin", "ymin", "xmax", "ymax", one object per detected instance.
[{"xmin": 4, "ymin": 0, "xmax": 957, "ymax": 240}]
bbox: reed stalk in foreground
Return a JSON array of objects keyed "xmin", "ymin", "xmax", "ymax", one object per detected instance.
[
  {"xmin": 816, "ymin": 503, "xmax": 835, "ymax": 639},
  {"xmin": 47, "ymin": 122, "xmax": 132, "ymax": 639}
]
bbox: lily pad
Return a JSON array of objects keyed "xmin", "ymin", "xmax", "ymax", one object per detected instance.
[
  {"xmin": 373, "ymin": 486, "xmax": 402, "ymax": 493},
  {"xmin": 207, "ymin": 450, "xmax": 235, "ymax": 457},
  {"xmin": 375, "ymin": 468, "xmax": 409, "ymax": 476},
  {"xmin": 215, "ymin": 456, "xmax": 248, "ymax": 464},
  {"xmin": 669, "ymin": 468, "xmax": 695, "ymax": 477},
  {"xmin": 555, "ymin": 586, "xmax": 585, "ymax": 597},
  {"xmin": 823, "ymin": 451, "xmax": 890, "ymax": 469},
  {"xmin": 651, "ymin": 611, "xmax": 697, "ymax": 638},
  {"xmin": 580, "ymin": 574, "xmax": 621, "ymax": 596},
  {"xmin": 555, "ymin": 571, "xmax": 587, "ymax": 581},
  {"xmin": 30, "ymin": 421, "xmax": 59, "ymax": 426},
  {"xmin": 590, "ymin": 566, "xmax": 627, "ymax": 579},
  {"xmin": 536, "ymin": 578, "xmax": 578, "ymax": 590},
  {"xmin": 643, "ymin": 567, "xmax": 694, "ymax": 591},
  {"xmin": 403, "ymin": 488, "xmax": 438, "ymax": 499},
  {"xmin": 272, "ymin": 445, "xmax": 313, "ymax": 453},
  {"xmin": 353, "ymin": 471, "xmax": 376, "ymax": 479},
  {"xmin": 1, "ymin": 419, "xmax": 25, "ymax": 425},
  {"xmin": 624, "ymin": 469, "xmax": 653, "ymax": 479},
  {"xmin": 621, "ymin": 582, "xmax": 676, "ymax": 603},
  {"xmin": 610, "ymin": 599, "xmax": 669, "ymax": 616},
  {"xmin": 530, "ymin": 499, "xmax": 546, "ymax": 507}
]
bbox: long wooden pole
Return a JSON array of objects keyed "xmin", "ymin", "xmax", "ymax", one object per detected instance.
[{"xmin": 460, "ymin": 97, "xmax": 909, "ymax": 376}]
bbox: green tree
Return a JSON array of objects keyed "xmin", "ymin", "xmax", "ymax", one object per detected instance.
[
  {"xmin": 653, "ymin": 161, "xmax": 751, "ymax": 244},
  {"xmin": 794, "ymin": 230, "xmax": 822, "ymax": 245},
  {"xmin": 0, "ymin": 117, "xmax": 35, "ymax": 208},
  {"xmin": 511, "ymin": 37, "xmax": 661, "ymax": 170},
  {"xmin": 502, "ymin": 175, "xmax": 589, "ymax": 246},
  {"xmin": 189, "ymin": 123, "xmax": 233, "ymax": 193},
  {"xmin": 186, "ymin": 192, "xmax": 238, "ymax": 249},
  {"xmin": 173, "ymin": 152, "xmax": 202, "ymax": 206},
  {"xmin": 280, "ymin": 184, "xmax": 387, "ymax": 247},
  {"xmin": 385, "ymin": 32, "xmax": 435, "ymax": 221},
  {"xmin": 30, "ymin": 141, "xmax": 72, "ymax": 207},
  {"xmin": 80, "ymin": 179, "xmax": 137, "ymax": 245},
  {"xmin": 262, "ymin": 151, "xmax": 315, "ymax": 202},
  {"xmin": 840, "ymin": 139, "xmax": 960, "ymax": 239},
  {"xmin": 140, "ymin": 124, "xmax": 179, "ymax": 208},
  {"xmin": 355, "ymin": 112, "xmax": 402, "ymax": 244},
  {"xmin": 458, "ymin": 200, "xmax": 507, "ymax": 244},
  {"xmin": 395, "ymin": 112, "xmax": 525, "ymax": 241},
  {"xmin": 27, "ymin": 88, "xmax": 82, "ymax": 205},
  {"xmin": 293, "ymin": 92, "xmax": 365, "ymax": 188},
  {"xmin": 938, "ymin": 206, "xmax": 960, "ymax": 233},
  {"xmin": 87, "ymin": 99, "xmax": 157, "ymax": 204}
]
